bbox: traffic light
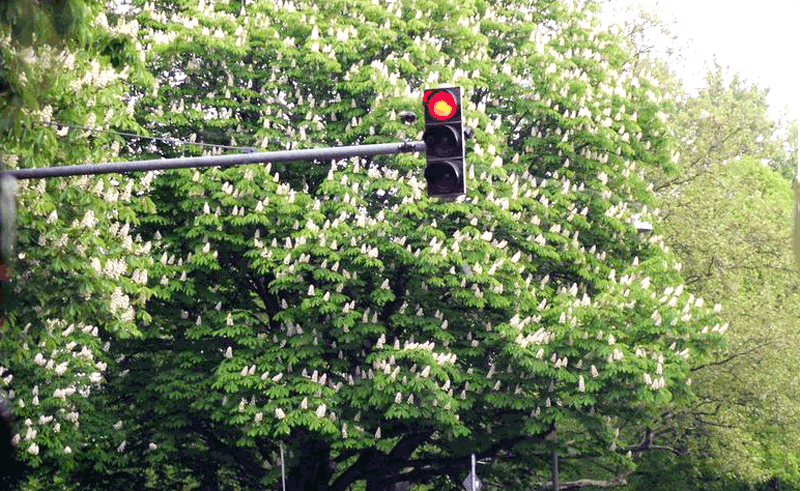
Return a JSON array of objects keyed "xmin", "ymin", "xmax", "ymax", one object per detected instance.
[{"xmin": 422, "ymin": 86, "xmax": 465, "ymax": 198}]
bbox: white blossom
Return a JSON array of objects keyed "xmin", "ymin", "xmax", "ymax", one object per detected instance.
[{"xmin": 81, "ymin": 210, "xmax": 97, "ymax": 228}]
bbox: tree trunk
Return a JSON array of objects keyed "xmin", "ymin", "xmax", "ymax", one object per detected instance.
[
  {"xmin": 365, "ymin": 479, "xmax": 410, "ymax": 491},
  {"xmin": 286, "ymin": 435, "xmax": 331, "ymax": 491}
]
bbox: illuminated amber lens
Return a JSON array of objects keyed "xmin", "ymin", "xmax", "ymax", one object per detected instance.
[{"xmin": 433, "ymin": 100, "xmax": 453, "ymax": 118}]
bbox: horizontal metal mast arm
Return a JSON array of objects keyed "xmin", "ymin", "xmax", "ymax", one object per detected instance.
[{"xmin": 1, "ymin": 140, "xmax": 427, "ymax": 180}]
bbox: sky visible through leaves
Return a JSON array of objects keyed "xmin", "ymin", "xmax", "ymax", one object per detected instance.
[{"xmin": 603, "ymin": 0, "xmax": 798, "ymax": 121}]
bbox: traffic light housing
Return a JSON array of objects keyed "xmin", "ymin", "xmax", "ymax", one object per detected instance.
[{"xmin": 422, "ymin": 86, "xmax": 465, "ymax": 199}]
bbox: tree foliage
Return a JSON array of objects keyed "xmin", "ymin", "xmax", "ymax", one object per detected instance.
[
  {"xmin": 0, "ymin": 0, "xmax": 737, "ymax": 489},
  {"xmin": 0, "ymin": 4, "xmax": 154, "ymax": 488},
  {"xmin": 663, "ymin": 65, "xmax": 794, "ymax": 188},
  {"xmin": 84, "ymin": 0, "xmax": 724, "ymax": 489},
  {"xmin": 624, "ymin": 156, "xmax": 800, "ymax": 490},
  {"xmin": 607, "ymin": 4, "xmax": 800, "ymax": 489}
]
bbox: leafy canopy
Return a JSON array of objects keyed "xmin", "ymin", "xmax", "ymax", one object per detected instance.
[{"xmin": 1, "ymin": 0, "xmax": 727, "ymax": 489}]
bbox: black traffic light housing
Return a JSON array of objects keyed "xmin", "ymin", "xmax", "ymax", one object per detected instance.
[{"xmin": 422, "ymin": 86, "xmax": 466, "ymax": 199}]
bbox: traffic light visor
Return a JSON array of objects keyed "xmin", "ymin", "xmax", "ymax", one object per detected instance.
[
  {"xmin": 424, "ymin": 161, "xmax": 462, "ymax": 196},
  {"xmin": 423, "ymin": 126, "xmax": 461, "ymax": 158},
  {"xmin": 424, "ymin": 90, "xmax": 458, "ymax": 121}
]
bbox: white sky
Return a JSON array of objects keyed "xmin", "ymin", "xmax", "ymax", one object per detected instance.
[{"xmin": 602, "ymin": 0, "xmax": 798, "ymax": 121}]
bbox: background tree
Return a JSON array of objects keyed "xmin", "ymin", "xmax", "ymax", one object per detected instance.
[
  {"xmin": 0, "ymin": 4, "xmax": 154, "ymax": 488},
  {"xmin": 661, "ymin": 65, "xmax": 794, "ymax": 190},
  {"xmin": 641, "ymin": 68, "xmax": 800, "ymax": 491},
  {"xmin": 604, "ymin": 3, "xmax": 800, "ymax": 489},
  {"xmin": 626, "ymin": 156, "xmax": 800, "ymax": 490}
]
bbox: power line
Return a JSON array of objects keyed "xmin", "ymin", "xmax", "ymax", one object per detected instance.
[{"xmin": 38, "ymin": 121, "xmax": 257, "ymax": 153}]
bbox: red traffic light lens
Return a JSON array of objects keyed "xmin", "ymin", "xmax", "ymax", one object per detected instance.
[{"xmin": 424, "ymin": 90, "xmax": 458, "ymax": 121}]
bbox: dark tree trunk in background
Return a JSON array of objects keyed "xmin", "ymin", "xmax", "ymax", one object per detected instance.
[
  {"xmin": 287, "ymin": 435, "xmax": 331, "ymax": 491},
  {"xmin": 365, "ymin": 479, "xmax": 411, "ymax": 491}
]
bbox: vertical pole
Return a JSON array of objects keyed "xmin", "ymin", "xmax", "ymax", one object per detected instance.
[
  {"xmin": 551, "ymin": 451, "xmax": 558, "ymax": 491},
  {"xmin": 794, "ymin": 146, "xmax": 800, "ymax": 270},
  {"xmin": 796, "ymin": 131, "xmax": 800, "ymax": 184},
  {"xmin": 280, "ymin": 442, "xmax": 286, "ymax": 491},
  {"xmin": 471, "ymin": 453, "xmax": 477, "ymax": 491},
  {"xmin": 0, "ymin": 175, "xmax": 17, "ymax": 334}
]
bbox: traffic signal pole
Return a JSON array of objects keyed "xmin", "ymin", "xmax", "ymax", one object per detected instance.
[{"xmin": 0, "ymin": 140, "xmax": 427, "ymax": 180}]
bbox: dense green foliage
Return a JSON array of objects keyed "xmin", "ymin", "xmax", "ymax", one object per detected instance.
[
  {"xmin": 100, "ymin": 0, "xmax": 722, "ymax": 489},
  {"xmin": 0, "ymin": 4, "xmax": 154, "ymax": 488},
  {"xmin": 624, "ymin": 157, "xmax": 800, "ymax": 491},
  {"xmin": 608, "ymin": 5, "xmax": 800, "ymax": 490},
  {"xmin": 5, "ymin": 0, "xmax": 799, "ymax": 490}
]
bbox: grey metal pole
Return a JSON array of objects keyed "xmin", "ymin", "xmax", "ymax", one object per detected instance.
[
  {"xmin": 471, "ymin": 453, "xmax": 477, "ymax": 491},
  {"xmin": 280, "ymin": 442, "xmax": 286, "ymax": 491},
  {"xmin": 552, "ymin": 451, "xmax": 558, "ymax": 491},
  {"xmin": 0, "ymin": 140, "xmax": 426, "ymax": 180}
]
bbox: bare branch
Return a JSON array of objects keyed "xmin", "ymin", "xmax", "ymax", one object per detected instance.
[
  {"xmin": 624, "ymin": 427, "xmax": 684, "ymax": 456},
  {"xmin": 534, "ymin": 473, "xmax": 630, "ymax": 490}
]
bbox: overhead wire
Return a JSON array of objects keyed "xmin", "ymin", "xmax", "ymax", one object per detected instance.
[{"xmin": 37, "ymin": 120, "xmax": 257, "ymax": 153}]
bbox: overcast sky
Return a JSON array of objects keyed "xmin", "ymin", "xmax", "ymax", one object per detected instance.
[{"xmin": 602, "ymin": 0, "xmax": 798, "ymax": 121}]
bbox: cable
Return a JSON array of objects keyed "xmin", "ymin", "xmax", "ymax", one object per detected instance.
[{"xmin": 38, "ymin": 121, "xmax": 257, "ymax": 153}]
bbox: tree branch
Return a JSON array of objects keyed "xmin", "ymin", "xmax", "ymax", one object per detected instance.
[
  {"xmin": 534, "ymin": 473, "xmax": 630, "ymax": 490},
  {"xmin": 623, "ymin": 426, "xmax": 683, "ymax": 456},
  {"xmin": 690, "ymin": 340, "xmax": 776, "ymax": 372},
  {"xmin": 371, "ymin": 426, "xmax": 557, "ymax": 488}
]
